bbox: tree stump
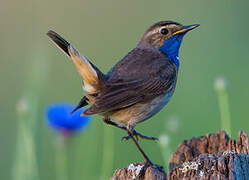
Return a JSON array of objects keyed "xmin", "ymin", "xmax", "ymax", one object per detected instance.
[
  {"xmin": 110, "ymin": 130, "xmax": 249, "ymax": 180},
  {"xmin": 110, "ymin": 161, "xmax": 167, "ymax": 180},
  {"xmin": 169, "ymin": 130, "xmax": 249, "ymax": 179}
]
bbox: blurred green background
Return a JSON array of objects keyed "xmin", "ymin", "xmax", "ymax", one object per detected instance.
[{"xmin": 1, "ymin": 0, "xmax": 249, "ymax": 179}]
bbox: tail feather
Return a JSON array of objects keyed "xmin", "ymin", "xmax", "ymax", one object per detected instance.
[
  {"xmin": 68, "ymin": 45, "xmax": 99, "ymax": 93},
  {"xmin": 47, "ymin": 30, "xmax": 70, "ymax": 56},
  {"xmin": 71, "ymin": 96, "xmax": 88, "ymax": 114},
  {"xmin": 47, "ymin": 30, "xmax": 104, "ymax": 94}
]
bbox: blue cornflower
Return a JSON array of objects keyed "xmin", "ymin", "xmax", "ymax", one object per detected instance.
[{"xmin": 45, "ymin": 102, "xmax": 91, "ymax": 135}]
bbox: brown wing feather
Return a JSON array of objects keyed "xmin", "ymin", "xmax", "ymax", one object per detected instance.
[{"xmin": 83, "ymin": 60, "xmax": 177, "ymax": 115}]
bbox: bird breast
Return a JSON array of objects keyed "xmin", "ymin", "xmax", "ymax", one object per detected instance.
[{"xmin": 109, "ymin": 87, "xmax": 175, "ymax": 126}]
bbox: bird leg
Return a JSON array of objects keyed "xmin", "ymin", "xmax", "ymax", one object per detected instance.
[
  {"xmin": 126, "ymin": 124, "xmax": 154, "ymax": 166},
  {"xmin": 102, "ymin": 118, "xmax": 158, "ymax": 141},
  {"xmin": 103, "ymin": 118, "xmax": 163, "ymax": 170},
  {"xmin": 125, "ymin": 124, "xmax": 166, "ymax": 171},
  {"xmin": 103, "ymin": 117, "xmax": 127, "ymax": 131}
]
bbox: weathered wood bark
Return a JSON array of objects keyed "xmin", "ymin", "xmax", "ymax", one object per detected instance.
[
  {"xmin": 168, "ymin": 130, "xmax": 249, "ymax": 179},
  {"xmin": 110, "ymin": 131, "xmax": 249, "ymax": 180},
  {"xmin": 110, "ymin": 161, "xmax": 167, "ymax": 180}
]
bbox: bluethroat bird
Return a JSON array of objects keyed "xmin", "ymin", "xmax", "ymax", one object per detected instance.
[{"xmin": 47, "ymin": 21, "xmax": 199, "ymax": 168}]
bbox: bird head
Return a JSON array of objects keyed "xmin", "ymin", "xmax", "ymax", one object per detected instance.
[{"xmin": 139, "ymin": 21, "xmax": 199, "ymax": 69}]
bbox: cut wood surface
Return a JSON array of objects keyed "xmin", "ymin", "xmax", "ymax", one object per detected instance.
[{"xmin": 110, "ymin": 130, "xmax": 249, "ymax": 180}]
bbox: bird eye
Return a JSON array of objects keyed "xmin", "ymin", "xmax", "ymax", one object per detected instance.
[{"xmin": 160, "ymin": 28, "xmax": 169, "ymax": 35}]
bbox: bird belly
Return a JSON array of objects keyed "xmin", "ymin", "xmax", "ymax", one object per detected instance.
[{"xmin": 109, "ymin": 91, "xmax": 174, "ymax": 126}]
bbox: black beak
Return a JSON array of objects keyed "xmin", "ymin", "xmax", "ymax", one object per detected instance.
[{"xmin": 173, "ymin": 24, "xmax": 200, "ymax": 35}]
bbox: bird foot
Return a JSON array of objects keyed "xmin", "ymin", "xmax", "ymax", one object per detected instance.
[
  {"xmin": 145, "ymin": 161, "xmax": 164, "ymax": 172},
  {"xmin": 122, "ymin": 130, "xmax": 158, "ymax": 141}
]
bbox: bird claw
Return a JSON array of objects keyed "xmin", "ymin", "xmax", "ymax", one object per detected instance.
[
  {"xmin": 121, "ymin": 135, "xmax": 130, "ymax": 141},
  {"xmin": 122, "ymin": 134, "xmax": 139, "ymax": 141},
  {"xmin": 121, "ymin": 130, "xmax": 158, "ymax": 141},
  {"xmin": 152, "ymin": 164, "xmax": 164, "ymax": 172},
  {"xmin": 145, "ymin": 161, "xmax": 164, "ymax": 172}
]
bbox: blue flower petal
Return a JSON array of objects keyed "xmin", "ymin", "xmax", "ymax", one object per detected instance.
[{"xmin": 45, "ymin": 102, "xmax": 91, "ymax": 133}]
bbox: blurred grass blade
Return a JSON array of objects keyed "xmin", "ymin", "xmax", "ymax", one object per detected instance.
[
  {"xmin": 214, "ymin": 77, "xmax": 231, "ymax": 136},
  {"xmin": 12, "ymin": 99, "xmax": 39, "ymax": 180},
  {"xmin": 12, "ymin": 49, "xmax": 50, "ymax": 180},
  {"xmin": 158, "ymin": 134, "xmax": 172, "ymax": 172},
  {"xmin": 100, "ymin": 125, "xmax": 115, "ymax": 180}
]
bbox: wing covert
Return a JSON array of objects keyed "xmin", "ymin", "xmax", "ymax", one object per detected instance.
[{"xmin": 83, "ymin": 59, "xmax": 177, "ymax": 115}]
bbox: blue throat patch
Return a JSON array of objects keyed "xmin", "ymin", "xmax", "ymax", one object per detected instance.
[{"xmin": 159, "ymin": 33, "xmax": 185, "ymax": 70}]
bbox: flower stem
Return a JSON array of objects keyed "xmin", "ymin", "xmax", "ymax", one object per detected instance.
[
  {"xmin": 215, "ymin": 77, "xmax": 231, "ymax": 136},
  {"xmin": 158, "ymin": 134, "xmax": 171, "ymax": 172},
  {"xmin": 12, "ymin": 99, "xmax": 39, "ymax": 180},
  {"xmin": 216, "ymin": 89, "xmax": 231, "ymax": 136},
  {"xmin": 55, "ymin": 136, "xmax": 69, "ymax": 180},
  {"xmin": 100, "ymin": 125, "xmax": 115, "ymax": 179}
]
